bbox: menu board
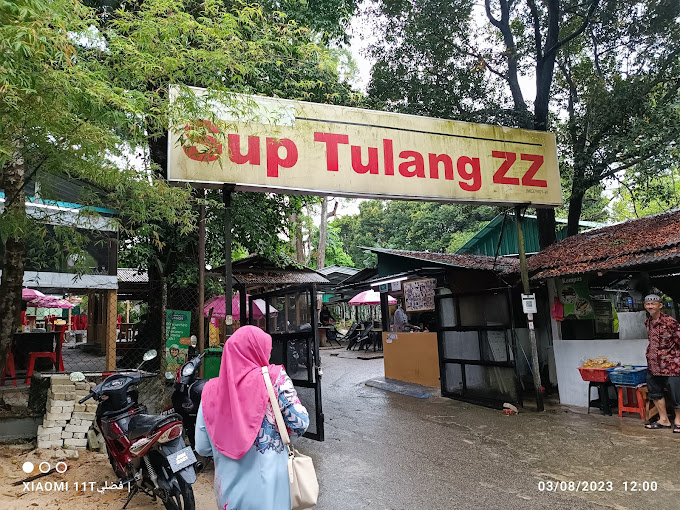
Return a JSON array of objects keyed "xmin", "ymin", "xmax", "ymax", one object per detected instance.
[
  {"xmin": 166, "ymin": 309, "xmax": 191, "ymax": 376},
  {"xmin": 403, "ymin": 279, "xmax": 437, "ymax": 313},
  {"xmin": 556, "ymin": 276, "xmax": 594, "ymax": 320}
]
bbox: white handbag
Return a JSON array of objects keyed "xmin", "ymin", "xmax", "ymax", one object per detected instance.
[{"xmin": 262, "ymin": 367, "xmax": 319, "ymax": 509}]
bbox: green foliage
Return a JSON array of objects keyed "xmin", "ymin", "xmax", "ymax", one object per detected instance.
[
  {"xmin": 0, "ymin": 0, "xmax": 195, "ymax": 269},
  {"xmin": 331, "ymin": 200, "xmax": 499, "ymax": 267},
  {"xmin": 308, "ymin": 223, "xmax": 354, "ymax": 268},
  {"xmin": 610, "ymin": 166, "xmax": 680, "ymax": 221},
  {"xmin": 366, "ymin": 0, "xmax": 506, "ymax": 124}
]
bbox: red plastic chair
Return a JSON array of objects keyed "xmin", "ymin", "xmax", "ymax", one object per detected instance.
[
  {"xmin": 25, "ymin": 325, "xmax": 66, "ymax": 386},
  {"xmin": 1, "ymin": 350, "xmax": 16, "ymax": 387}
]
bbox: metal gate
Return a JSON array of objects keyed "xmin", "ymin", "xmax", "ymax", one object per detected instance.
[
  {"xmin": 251, "ymin": 284, "xmax": 324, "ymax": 441},
  {"xmin": 436, "ymin": 288, "xmax": 521, "ymax": 408}
]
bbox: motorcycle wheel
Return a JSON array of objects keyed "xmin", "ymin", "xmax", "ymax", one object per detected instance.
[{"xmin": 162, "ymin": 477, "xmax": 195, "ymax": 510}]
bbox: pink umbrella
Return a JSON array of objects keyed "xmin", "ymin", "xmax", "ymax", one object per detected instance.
[
  {"xmin": 348, "ymin": 290, "xmax": 397, "ymax": 306},
  {"xmin": 204, "ymin": 293, "xmax": 278, "ymax": 320},
  {"xmin": 22, "ymin": 288, "xmax": 45, "ymax": 301},
  {"xmin": 29, "ymin": 296, "xmax": 74, "ymax": 309}
]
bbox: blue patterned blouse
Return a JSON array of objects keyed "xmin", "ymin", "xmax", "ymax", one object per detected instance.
[{"xmin": 195, "ymin": 368, "xmax": 309, "ymax": 510}]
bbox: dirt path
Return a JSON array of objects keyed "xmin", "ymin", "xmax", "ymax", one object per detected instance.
[{"xmin": 0, "ymin": 446, "xmax": 215, "ymax": 510}]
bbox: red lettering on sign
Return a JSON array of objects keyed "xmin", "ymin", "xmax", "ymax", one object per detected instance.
[
  {"xmin": 383, "ymin": 139, "xmax": 395, "ymax": 176},
  {"xmin": 492, "ymin": 151, "xmax": 519, "ymax": 185},
  {"xmin": 351, "ymin": 146, "xmax": 379, "ymax": 175},
  {"xmin": 428, "ymin": 153, "xmax": 454, "ymax": 180},
  {"xmin": 399, "ymin": 151, "xmax": 425, "ymax": 178},
  {"xmin": 183, "ymin": 120, "xmax": 222, "ymax": 162},
  {"xmin": 314, "ymin": 132, "xmax": 349, "ymax": 172},
  {"xmin": 457, "ymin": 156, "xmax": 481, "ymax": 191},
  {"xmin": 520, "ymin": 154, "xmax": 547, "ymax": 187},
  {"xmin": 266, "ymin": 138, "xmax": 298, "ymax": 177},
  {"xmin": 227, "ymin": 134, "xmax": 260, "ymax": 165}
]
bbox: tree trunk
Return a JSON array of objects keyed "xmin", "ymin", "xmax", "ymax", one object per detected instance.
[
  {"xmin": 317, "ymin": 197, "xmax": 328, "ymax": 269},
  {"xmin": 0, "ymin": 155, "xmax": 26, "ymax": 375},
  {"xmin": 566, "ymin": 190, "xmax": 585, "ymax": 237},
  {"xmin": 290, "ymin": 212, "xmax": 305, "ymax": 264}
]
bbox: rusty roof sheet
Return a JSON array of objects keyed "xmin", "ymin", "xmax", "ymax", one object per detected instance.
[
  {"xmin": 233, "ymin": 270, "xmax": 329, "ymax": 285},
  {"xmin": 529, "ymin": 210, "xmax": 680, "ymax": 278},
  {"xmin": 366, "ymin": 247, "xmax": 519, "ymax": 272}
]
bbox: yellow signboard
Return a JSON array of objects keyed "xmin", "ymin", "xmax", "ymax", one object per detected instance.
[{"xmin": 168, "ymin": 86, "xmax": 561, "ymax": 206}]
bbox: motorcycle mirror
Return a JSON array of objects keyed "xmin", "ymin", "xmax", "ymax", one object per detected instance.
[
  {"xmin": 70, "ymin": 372, "xmax": 85, "ymax": 382},
  {"xmin": 190, "ymin": 335, "xmax": 198, "ymax": 348},
  {"xmin": 165, "ymin": 371, "xmax": 174, "ymax": 380},
  {"xmin": 143, "ymin": 349, "xmax": 157, "ymax": 361}
]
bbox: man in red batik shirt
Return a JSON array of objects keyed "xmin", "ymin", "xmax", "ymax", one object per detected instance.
[{"xmin": 643, "ymin": 294, "xmax": 680, "ymax": 431}]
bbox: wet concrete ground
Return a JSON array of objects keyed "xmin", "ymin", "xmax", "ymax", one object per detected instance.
[{"xmin": 292, "ymin": 351, "xmax": 680, "ymax": 510}]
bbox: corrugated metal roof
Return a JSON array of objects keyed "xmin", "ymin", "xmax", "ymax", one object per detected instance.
[
  {"xmin": 233, "ymin": 270, "xmax": 328, "ymax": 285},
  {"xmin": 528, "ymin": 210, "xmax": 680, "ymax": 278},
  {"xmin": 118, "ymin": 268, "xmax": 148, "ymax": 283},
  {"xmin": 365, "ymin": 247, "xmax": 519, "ymax": 272},
  {"xmin": 456, "ymin": 213, "xmax": 603, "ymax": 257}
]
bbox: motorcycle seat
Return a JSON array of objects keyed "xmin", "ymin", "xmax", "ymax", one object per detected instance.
[{"xmin": 128, "ymin": 412, "xmax": 182, "ymax": 441}]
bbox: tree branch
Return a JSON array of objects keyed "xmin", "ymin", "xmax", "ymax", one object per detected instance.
[
  {"xmin": 484, "ymin": 0, "xmax": 502, "ymax": 30},
  {"xmin": 526, "ymin": 0, "xmax": 543, "ymax": 61},
  {"xmin": 541, "ymin": 0, "xmax": 600, "ymax": 62}
]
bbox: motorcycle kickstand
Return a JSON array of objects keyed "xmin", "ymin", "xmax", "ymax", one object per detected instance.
[{"xmin": 121, "ymin": 485, "xmax": 138, "ymax": 510}]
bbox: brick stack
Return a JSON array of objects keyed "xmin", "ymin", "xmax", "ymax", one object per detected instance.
[{"xmin": 36, "ymin": 375, "xmax": 98, "ymax": 449}]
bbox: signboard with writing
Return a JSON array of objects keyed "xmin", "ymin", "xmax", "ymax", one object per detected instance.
[
  {"xmin": 556, "ymin": 277, "xmax": 594, "ymax": 320},
  {"xmin": 166, "ymin": 310, "xmax": 191, "ymax": 375},
  {"xmin": 403, "ymin": 279, "xmax": 437, "ymax": 313},
  {"xmin": 168, "ymin": 86, "xmax": 561, "ymax": 206}
]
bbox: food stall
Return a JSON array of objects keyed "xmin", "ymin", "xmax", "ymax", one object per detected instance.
[{"xmin": 381, "ymin": 277, "xmax": 440, "ymax": 387}]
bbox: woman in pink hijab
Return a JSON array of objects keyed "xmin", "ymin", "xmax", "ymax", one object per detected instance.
[{"xmin": 195, "ymin": 326, "xmax": 309, "ymax": 510}]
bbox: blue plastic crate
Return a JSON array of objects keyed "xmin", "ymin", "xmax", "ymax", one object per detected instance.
[{"xmin": 607, "ymin": 366, "xmax": 647, "ymax": 386}]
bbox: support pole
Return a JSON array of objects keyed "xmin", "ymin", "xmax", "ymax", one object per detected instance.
[
  {"xmin": 198, "ymin": 192, "xmax": 206, "ymax": 366},
  {"xmin": 515, "ymin": 206, "xmax": 544, "ymax": 412},
  {"xmin": 223, "ymin": 185, "xmax": 234, "ymax": 340}
]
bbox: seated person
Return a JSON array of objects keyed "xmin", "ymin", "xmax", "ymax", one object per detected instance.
[{"xmin": 319, "ymin": 305, "xmax": 334, "ymax": 326}]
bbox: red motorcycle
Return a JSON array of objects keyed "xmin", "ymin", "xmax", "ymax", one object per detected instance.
[{"xmin": 70, "ymin": 350, "xmax": 196, "ymax": 510}]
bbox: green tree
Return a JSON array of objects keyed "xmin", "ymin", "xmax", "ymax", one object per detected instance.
[
  {"xmin": 0, "ymin": 0, "xmax": 194, "ymax": 373},
  {"xmin": 556, "ymin": 0, "xmax": 680, "ymax": 234},
  {"xmin": 331, "ymin": 200, "xmax": 499, "ymax": 267}
]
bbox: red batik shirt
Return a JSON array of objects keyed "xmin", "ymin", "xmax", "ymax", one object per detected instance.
[{"xmin": 645, "ymin": 313, "xmax": 680, "ymax": 376}]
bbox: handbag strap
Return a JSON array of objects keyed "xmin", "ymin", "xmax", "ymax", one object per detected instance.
[{"xmin": 262, "ymin": 366, "xmax": 292, "ymax": 449}]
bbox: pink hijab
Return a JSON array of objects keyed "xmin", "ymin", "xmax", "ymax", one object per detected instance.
[{"xmin": 201, "ymin": 325, "xmax": 283, "ymax": 459}]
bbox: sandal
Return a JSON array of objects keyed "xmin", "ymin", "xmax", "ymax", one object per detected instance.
[
  {"xmin": 645, "ymin": 422, "xmax": 672, "ymax": 430},
  {"xmin": 673, "ymin": 425, "xmax": 680, "ymax": 434}
]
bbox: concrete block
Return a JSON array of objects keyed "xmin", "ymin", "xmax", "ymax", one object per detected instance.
[
  {"xmin": 45, "ymin": 412, "xmax": 72, "ymax": 422},
  {"xmin": 64, "ymin": 438, "xmax": 88, "ymax": 448},
  {"xmin": 42, "ymin": 420, "xmax": 68, "ymax": 428},
  {"xmin": 49, "ymin": 433, "xmax": 63, "ymax": 441},
  {"xmin": 51, "ymin": 384, "xmax": 75, "ymax": 394},
  {"xmin": 75, "ymin": 382, "xmax": 91, "ymax": 390},
  {"xmin": 39, "ymin": 426, "xmax": 63, "ymax": 435},
  {"xmin": 65, "ymin": 424, "xmax": 91, "ymax": 433},
  {"xmin": 69, "ymin": 419, "xmax": 81, "ymax": 426},
  {"xmin": 87, "ymin": 430, "xmax": 99, "ymax": 450},
  {"xmin": 85, "ymin": 404, "xmax": 98, "ymax": 413},
  {"xmin": 72, "ymin": 432, "xmax": 86, "ymax": 439},
  {"xmin": 74, "ymin": 404, "xmax": 87, "ymax": 412},
  {"xmin": 37, "ymin": 439, "xmax": 62, "ymax": 449},
  {"xmin": 72, "ymin": 412, "xmax": 96, "ymax": 421},
  {"xmin": 50, "ymin": 400, "xmax": 75, "ymax": 408},
  {"xmin": 61, "ymin": 431, "xmax": 73, "ymax": 439}
]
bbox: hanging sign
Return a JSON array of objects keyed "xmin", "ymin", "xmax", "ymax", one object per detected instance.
[
  {"xmin": 403, "ymin": 278, "xmax": 437, "ymax": 313},
  {"xmin": 168, "ymin": 86, "xmax": 561, "ymax": 206}
]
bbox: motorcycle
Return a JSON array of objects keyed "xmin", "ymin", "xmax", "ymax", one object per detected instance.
[
  {"xmin": 70, "ymin": 350, "xmax": 197, "ymax": 510},
  {"xmin": 166, "ymin": 349, "xmax": 206, "ymax": 450}
]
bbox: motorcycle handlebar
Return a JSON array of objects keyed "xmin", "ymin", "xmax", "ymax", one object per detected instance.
[{"xmin": 78, "ymin": 392, "xmax": 94, "ymax": 404}]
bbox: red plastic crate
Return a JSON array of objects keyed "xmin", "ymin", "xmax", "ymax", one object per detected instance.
[{"xmin": 578, "ymin": 367, "xmax": 611, "ymax": 382}]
